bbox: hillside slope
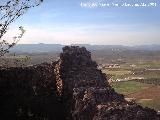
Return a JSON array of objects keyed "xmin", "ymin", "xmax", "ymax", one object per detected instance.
[{"xmin": 0, "ymin": 46, "xmax": 159, "ymax": 120}]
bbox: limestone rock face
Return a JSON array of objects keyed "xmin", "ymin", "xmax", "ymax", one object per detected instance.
[{"xmin": 0, "ymin": 46, "xmax": 159, "ymax": 120}]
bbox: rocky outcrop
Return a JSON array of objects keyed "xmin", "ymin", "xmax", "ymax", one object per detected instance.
[
  {"xmin": 56, "ymin": 46, "xmax": 160, "ymax": 120},
  {"xmin": 0, "ymin": 46, "xmax": 159, "ymax": 120},
  {"xmin": 57, "ymin": 46, "xmax": 125, "ymax": 120},
  {"xmin": 93, "ymin": 103, "xmax": 158, "ymax": 120},
  {"xmin": 0, "ymin": 63, "xmax": 65, "ymax": 120}
]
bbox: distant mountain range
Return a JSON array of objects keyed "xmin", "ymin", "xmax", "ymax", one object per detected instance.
[{"xmin": 10, "ymin": 43, "xmax": 160, "ymax": 53}]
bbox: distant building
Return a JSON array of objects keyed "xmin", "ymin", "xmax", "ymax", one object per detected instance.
[
  {"xmin": 98, "ymin": 64, "xmax": 120, "ymax": 69},
  {"xmin": 130, "ymin": 64, "xmax": 136, "ymax": 67}
]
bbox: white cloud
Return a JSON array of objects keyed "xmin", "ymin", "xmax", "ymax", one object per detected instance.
[{"xmin": 4, "ymin": 23, "xmax": 160, "ymax": 45}]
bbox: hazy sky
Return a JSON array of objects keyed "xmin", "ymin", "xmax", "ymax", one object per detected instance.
[{"xmin": 6, "ymin": 0, "xmax": 160, "ymax": 45}]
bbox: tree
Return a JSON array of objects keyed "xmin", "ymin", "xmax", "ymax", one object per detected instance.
[{"xmin": 0, "ymin": 0, "xmax": 43, "ymax": 57}]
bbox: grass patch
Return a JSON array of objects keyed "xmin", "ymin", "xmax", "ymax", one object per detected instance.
[
  {"xmin": 111, "ymin": 81, "xmax": 151, "ymax": 95},
  {"xmin": 135, "ymin": 61, "xmax": 160, "ymax": 69},
  {"xmin": 137, "ymin": 99, "xmax": 160, "ymax": 111},
  {"xmin": 102, "ymin": 69, "xmax": 131, "ymax": 76}
]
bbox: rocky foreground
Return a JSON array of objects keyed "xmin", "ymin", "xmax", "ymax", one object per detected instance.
[{"xmin": 0, "ymin": 46, "xmax": 159, "ymax": 120}]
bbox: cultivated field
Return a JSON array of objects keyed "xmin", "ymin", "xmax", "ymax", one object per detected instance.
[
  {"xmin": 1, "ymin": 49, "xmax": 160, "ymax": 111},
  {"xmin": 103, "ymin": 60, "xmax": 160, "ymax": 111},
  {"xmin": 112, "ymin": 81, "xmax": 160, "ymax": 110}
]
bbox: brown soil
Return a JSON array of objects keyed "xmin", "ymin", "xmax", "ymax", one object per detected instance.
[{"xmin": 127, "ymin": 86, "xmax": 160, "ymax": 100}]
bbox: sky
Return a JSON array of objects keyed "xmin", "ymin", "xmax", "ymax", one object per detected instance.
[{"xmin": 5, "ymin": 0, "xmax": 160, "ymax": 45}]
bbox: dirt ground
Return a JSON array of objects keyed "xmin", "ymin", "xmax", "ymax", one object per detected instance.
[{"xmin": 126, "ymin": 86, "xmax": 160, "ymax": 99}]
